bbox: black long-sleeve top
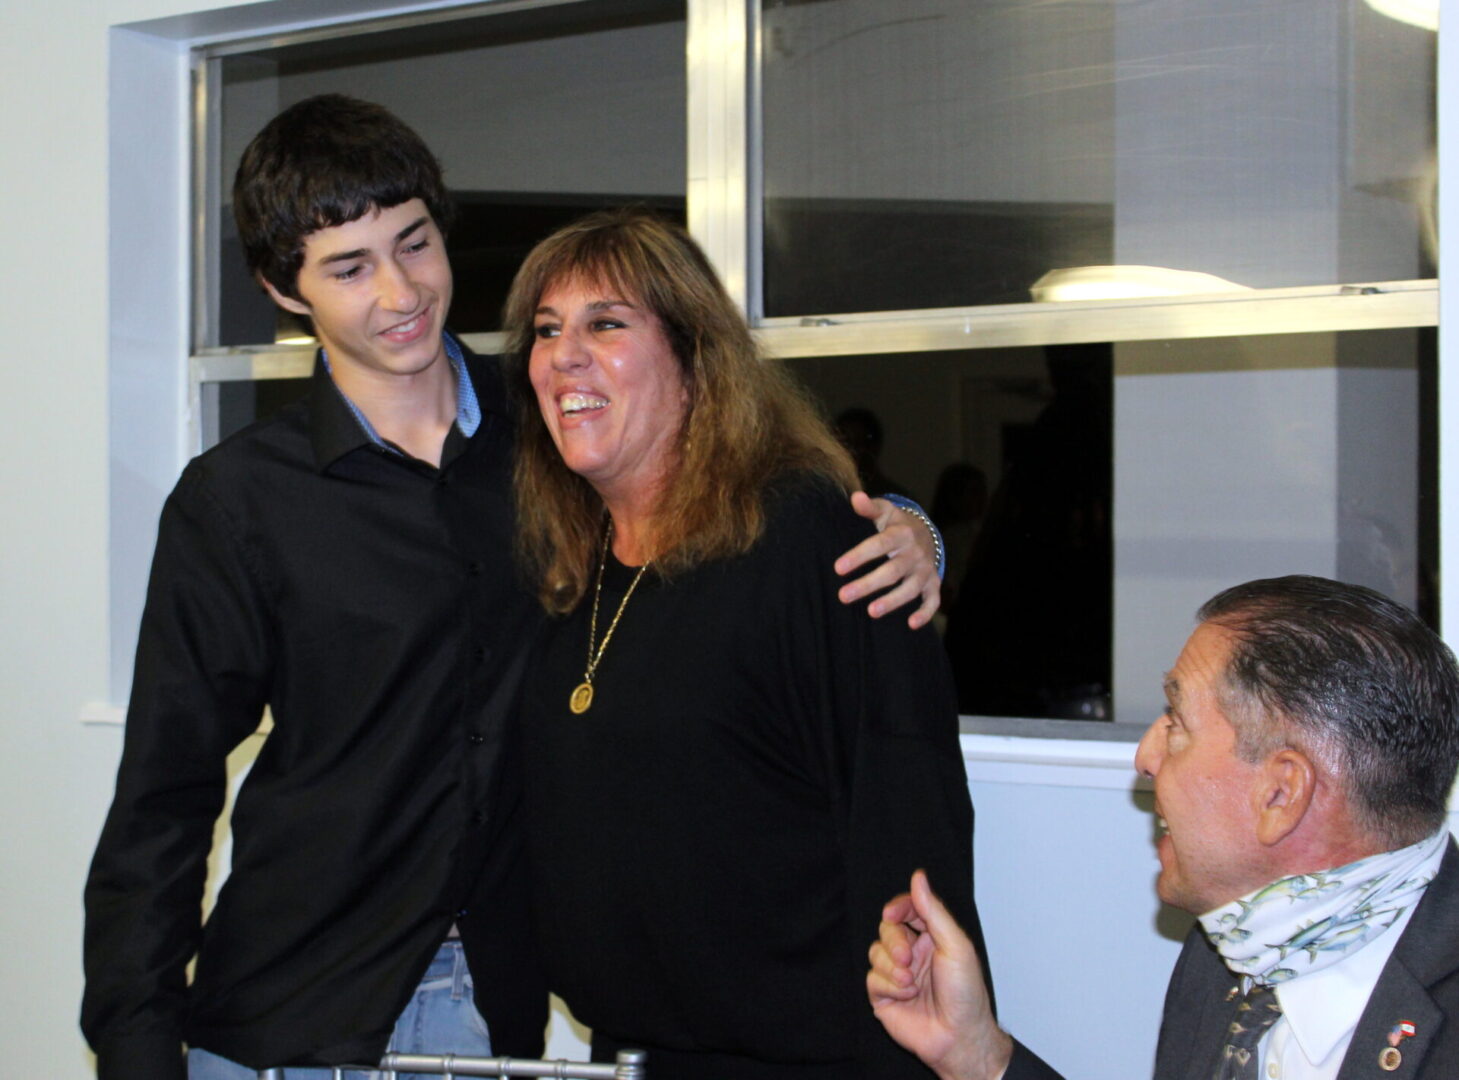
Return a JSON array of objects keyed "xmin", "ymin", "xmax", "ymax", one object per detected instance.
[
  {"xmin": 523, "ymin": 475, "xmax": 985, "ymax": 1080},
  {"xmin": 82, "ymin": 347, "xmax": 547, "ymax": 1080}
]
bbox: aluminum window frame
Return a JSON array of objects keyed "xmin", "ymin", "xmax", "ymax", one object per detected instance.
[
  {"xmin": 187, "ymin": 0, "xmax": 1439, "ymax": 385},
  {"xmin": 182, "ymin": 0, "xmax": 1443, "ymax": 732}
]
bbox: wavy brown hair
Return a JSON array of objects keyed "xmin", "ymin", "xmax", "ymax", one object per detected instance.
[{"xmin": 503, "ymin": 210, "xmax": 856, "ymax": 614}]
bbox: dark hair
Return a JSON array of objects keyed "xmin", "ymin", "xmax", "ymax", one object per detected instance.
[
  {"xmin": 1199, "ymin": 575, "xmax": 1459, "ymax": 846},
  {"xmin": 502, "ymin": 209, "xmax": 856, "ymax": 613},
  {"xmin": 232, "ymin": 94, "xmax": 454, "ymax": 300}
]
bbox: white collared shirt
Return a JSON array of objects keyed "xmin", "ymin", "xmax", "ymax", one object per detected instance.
[{"xmin": 1258, "ymin": 900, "xmax": 1419, "ymax": 1079}]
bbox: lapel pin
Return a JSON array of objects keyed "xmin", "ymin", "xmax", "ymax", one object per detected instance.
[{"xmin": 1380, "ymin": 1021, "xmax": 1416, "ymax": 1071}]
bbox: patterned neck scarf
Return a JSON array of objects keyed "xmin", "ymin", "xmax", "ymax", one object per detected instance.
[{"xmin": 1200, "ymin": 828, "xmax": 1447, "ymax": 987}]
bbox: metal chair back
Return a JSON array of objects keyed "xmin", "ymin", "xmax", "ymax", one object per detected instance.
[{"xmin": 257, "ymin": 1048, "xmax": 646, "ymax": 1080}]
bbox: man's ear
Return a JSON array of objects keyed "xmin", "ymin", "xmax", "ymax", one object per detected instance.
[
  {"xmin": 1254, "ymin": 747, "xmax": 1316, "ymax": 847},
  {"xmin": 259, "ymin": 273, "xmax": 311, "ymax": 318}
]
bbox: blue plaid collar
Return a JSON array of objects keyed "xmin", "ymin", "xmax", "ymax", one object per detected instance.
[{"xmin": 320, "ymin": 331, "xmax": 481, "ymax": 453}]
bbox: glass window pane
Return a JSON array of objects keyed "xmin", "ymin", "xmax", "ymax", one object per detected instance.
[
  {"xmin": 761, "ymin": 0, "xmax": 1435, "ymax": 317},
  {"xmin": 788, "ymin": 327, "xmax": 1436, "ymax": 720},
  {"xmin": 213, "ymin": 0, "xmax": 686, "ymax": 347},
  {"xmin": 214, "ymin": 378, "xmax": 312, "ymax": 444}
]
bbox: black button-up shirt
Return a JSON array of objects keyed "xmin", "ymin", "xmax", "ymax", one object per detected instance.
[{"xmin": 83, "ymin": 346, "xmax": 546, "ymax": 1080}]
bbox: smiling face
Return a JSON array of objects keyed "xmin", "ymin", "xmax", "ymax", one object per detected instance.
[
  {"xmin": 262, "ymin": 198, "xmax": 452, "ymax": 391},
  {"xmin": 1134, "ymin": 621, "xmax": 1274, "ymax": 915},
  {"xmin": 528, "ymin": 275, "xmax": 690, "ymax": 510}
]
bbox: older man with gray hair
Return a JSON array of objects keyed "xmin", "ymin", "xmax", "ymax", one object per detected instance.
[{"xmin": 869, "ymin": 575, "xmax": 1459, "ymax": 1080}]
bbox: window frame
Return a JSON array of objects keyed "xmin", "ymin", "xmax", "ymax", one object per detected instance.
[{"xmin": 178, "ymin": 0, "xmax": 1445, "ymax": 735}]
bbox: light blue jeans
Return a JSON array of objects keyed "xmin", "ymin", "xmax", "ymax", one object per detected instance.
[{"xmin": 188, "ymin": 940, "xmax": 491, "ymax": 1079}]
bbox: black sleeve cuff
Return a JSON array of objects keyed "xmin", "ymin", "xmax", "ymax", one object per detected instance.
[{"xmin": 1004, "ymin": 1038, "xmax": 1067, "ymax": 1080}]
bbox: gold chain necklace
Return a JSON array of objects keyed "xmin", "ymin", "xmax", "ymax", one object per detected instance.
[{"xmin": 570, "ymin": 522, "xmax": 652, "ymax": 714}]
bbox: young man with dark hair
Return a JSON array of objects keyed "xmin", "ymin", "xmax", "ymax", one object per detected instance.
[{"xmin": 83, "ymin": 94, "xmax": 945, "ymax": 1080}]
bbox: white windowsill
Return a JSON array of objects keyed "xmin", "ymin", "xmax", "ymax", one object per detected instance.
[{"xmin": 959, "ymin": 718, "xmax": 1148, "ymax": 792}]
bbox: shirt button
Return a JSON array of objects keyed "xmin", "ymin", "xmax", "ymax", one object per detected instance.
[
  {"xmin": 467, "ymin": 731, "xmax": 484, "ymax": 746},
  {"xmin": 1266, "ymin": 1063, "xmax": 1279, "ymax": 1078}
]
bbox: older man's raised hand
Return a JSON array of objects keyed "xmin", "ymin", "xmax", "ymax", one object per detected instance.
[{"xmin": 868, "ymin": 870, "xmax": 1013, "ymax": 1080}]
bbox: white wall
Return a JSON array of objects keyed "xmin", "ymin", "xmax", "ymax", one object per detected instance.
[
  {"xmin": 1113, "ymin": 334, "xmax": 1424, "ymax": 721},
  {"xmin": 0, "ymin": 2, "xmax": 1450, "ymax": 1079},
  {"xmin": 965, "ymin": 742, "xmax": 1183, "ymax": 1080},
  {"xmin": 2, "ymin": 5, "xmax": 323, "ymax": 1076},
  {"xmin": 1, "ymin": 5, "xmax": 144, "ymax": 1078}
]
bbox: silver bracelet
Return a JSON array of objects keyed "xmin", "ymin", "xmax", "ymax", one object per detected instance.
[{"xmin": 881, "ymin": 494, "xmax": 946, "ymax": 580}]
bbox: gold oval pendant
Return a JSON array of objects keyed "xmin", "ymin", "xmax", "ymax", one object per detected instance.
[{"xmin": 570, "ymin": 682, "xmax": 594, "ymax": 714}]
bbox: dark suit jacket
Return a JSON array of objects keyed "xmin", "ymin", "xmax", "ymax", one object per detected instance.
[{"xmin": 1006, "ymin": 837, "xmax": 1459, "ymax": 1080}]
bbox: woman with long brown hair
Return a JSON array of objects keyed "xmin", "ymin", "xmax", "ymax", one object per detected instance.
[{"xmin": 504, "ymin": 210, "xmax": 985, "ymax": 1080}]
